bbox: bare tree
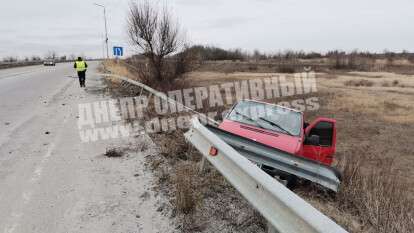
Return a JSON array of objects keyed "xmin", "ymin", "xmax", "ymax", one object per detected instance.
[
  {"xmin": 128, "ymin": 0, "xmax": 184, "ymax": 86},
  {"xmin": 2, "ymin": 56, "xmax": 18, "ymax": 63},
  {"xmin": 45, "ymin": 51, "xmax": 58, "ymax": 60},
  {"xmin": 69, "ymin": 54, "xmax": 76, "ymax": 61},
  {"xmin": 31, "ymin": 56, "xmax": 41, "ymax": 61}
]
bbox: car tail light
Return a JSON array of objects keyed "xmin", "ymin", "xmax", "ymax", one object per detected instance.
[{"xmin": 209, "ymin": 147, "xmax": 218, "ymax": 156}]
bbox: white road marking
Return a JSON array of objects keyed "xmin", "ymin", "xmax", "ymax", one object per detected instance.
[{"xmin": 0, "ymin": 67, "xmax": 52, "ymax": 79}]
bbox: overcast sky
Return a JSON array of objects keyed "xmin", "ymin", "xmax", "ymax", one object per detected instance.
[{"xmin": 1, "ymin": 0, "xmax": 413, "ymax": 59}]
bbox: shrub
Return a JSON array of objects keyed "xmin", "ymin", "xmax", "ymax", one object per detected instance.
[
  {"xmin": 104, "ymin": 147, "xmax": 125, "ymax": 157},
  {"xmin": 344, "ymin": 79, "xmax": 374, "ymax": 87}
]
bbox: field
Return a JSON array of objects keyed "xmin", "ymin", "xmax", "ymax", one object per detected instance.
[{"xmin": 104, "ymin": 60, "xmax": 414, "ymax": 233}]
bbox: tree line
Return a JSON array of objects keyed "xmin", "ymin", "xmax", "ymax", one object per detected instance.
[
  {"xmin": 1, "ymin": 52, "xmax": 81, "ymax": 63},
  {"xmin": 182, "ymin": 46, "xmax": 414, "ymax": 62}
]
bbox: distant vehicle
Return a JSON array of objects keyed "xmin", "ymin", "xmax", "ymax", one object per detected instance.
[{"xmin": 43, "ymin": 60, "xmax": 56, "ymax": 66}]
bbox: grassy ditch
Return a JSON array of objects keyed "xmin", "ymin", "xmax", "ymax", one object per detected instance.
[{"xmin": 103, "ymin": 60, "xmax": 414, "ymax": 233}]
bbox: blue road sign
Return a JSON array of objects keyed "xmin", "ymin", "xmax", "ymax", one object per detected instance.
[{"xmin": 113, "ymin": 46, "xmax": 123, "ymax": 57}]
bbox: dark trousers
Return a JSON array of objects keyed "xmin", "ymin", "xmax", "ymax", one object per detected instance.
[{"xmin": 77, "ymin": 71, "xmax": 86, "ymax": 87}]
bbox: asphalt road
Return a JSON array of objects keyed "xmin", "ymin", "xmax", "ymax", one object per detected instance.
[{"xmin": 0, "ymin": 63, "xmax": 175, "ymax": 233}]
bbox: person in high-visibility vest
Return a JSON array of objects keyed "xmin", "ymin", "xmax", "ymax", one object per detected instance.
[{"xmin": 74, "ymin": 57, "xmax": 88, "ymax": 87}]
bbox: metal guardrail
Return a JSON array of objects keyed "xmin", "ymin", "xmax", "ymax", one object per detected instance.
[
  {"xmin": 204, "ymin": 124, "xmax": 341, "ymax": 192},
  {"xmin": 185, "ymin": 117, "xmax": 348, "ymax": 233}
]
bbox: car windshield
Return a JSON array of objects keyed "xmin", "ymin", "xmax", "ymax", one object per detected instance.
[{"xmin": 227, "ymin": 101, "xmax": 302, "ymax": 136}]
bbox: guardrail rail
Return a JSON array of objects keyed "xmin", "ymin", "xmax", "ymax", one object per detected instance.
[{"xmin": 204, "ymin": 124, "xmax": 341, "ymax": 192}]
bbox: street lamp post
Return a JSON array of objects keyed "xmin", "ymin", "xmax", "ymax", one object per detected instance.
[{"xmin": 94, "ymin": 3, "xmax": 109, "ymax": 59}]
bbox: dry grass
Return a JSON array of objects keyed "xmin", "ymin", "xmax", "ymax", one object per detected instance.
[
  {"xmin": 344, "ymin": 79, "xmax": 374, "ymax": 87},
  {"xmin": 382, "ymin": 79, "xmax": 403, "ymax": 87},
  {"xmin": 197, "ymin": 58, "xmax": 414, "ymax": 74},
  {"xmin": 184, "ymin": 69, "xmax": 414, "ymax": 232},
  {"xmin": 149, "ymin": 129, "xmax": 266, "ymax": 233},
  {"xmin": 383, "ymin": 101, "xmax": 409, "ymax": 111},
  {"xmin": 336, "ymin": 155, "xmax": 414, "ymax": 233},
  {"xmin": 174, "ymin": 163, "xmax": 199, "ymax": 214},
  {"xmin": 311, "ymin": 71, "xmax": 414, "ymax": 232},
  {"xmin": 103, "ymin": 60, "xmax": 137, "ymax": 80}
]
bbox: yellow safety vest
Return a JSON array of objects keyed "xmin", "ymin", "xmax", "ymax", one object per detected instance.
[{"xmin": 75, "ymin": 61, "xmax": 87, "ymax": 72}]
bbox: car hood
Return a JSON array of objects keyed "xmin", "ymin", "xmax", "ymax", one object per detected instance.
[{"xmin": 219, "ymin": 119, "xmax": 302, "ymax": 154}]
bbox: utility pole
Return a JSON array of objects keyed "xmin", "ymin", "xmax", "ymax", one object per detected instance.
[
  {"xmin": 102, "ymin": 33, "xmax": 106, "ymax": 59},
  {"xmin": 94, "ymin": 3, "xmax": 109, "ymax": 59}
]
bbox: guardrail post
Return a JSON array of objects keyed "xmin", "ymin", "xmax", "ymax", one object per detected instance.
[
  {"xmin": 139, "ymin": 86, "xmax": 143, "ymax": 96},
  {"xmin": 267, "ymin": 222, "xmax": 279, "ymax": 233},
  {"xmin": 199, "ymin": 157, "xmax": 206, "ymax": 173}
]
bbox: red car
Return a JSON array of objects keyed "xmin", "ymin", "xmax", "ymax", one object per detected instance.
[{"xmin": 219, "ymin": 100, "xmax": 337, "ymax": 166}]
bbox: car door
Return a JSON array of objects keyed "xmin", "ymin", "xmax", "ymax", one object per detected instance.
[{"xmin": 302, "ymin": 117, "xmax": 337, "ymax": 165}]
